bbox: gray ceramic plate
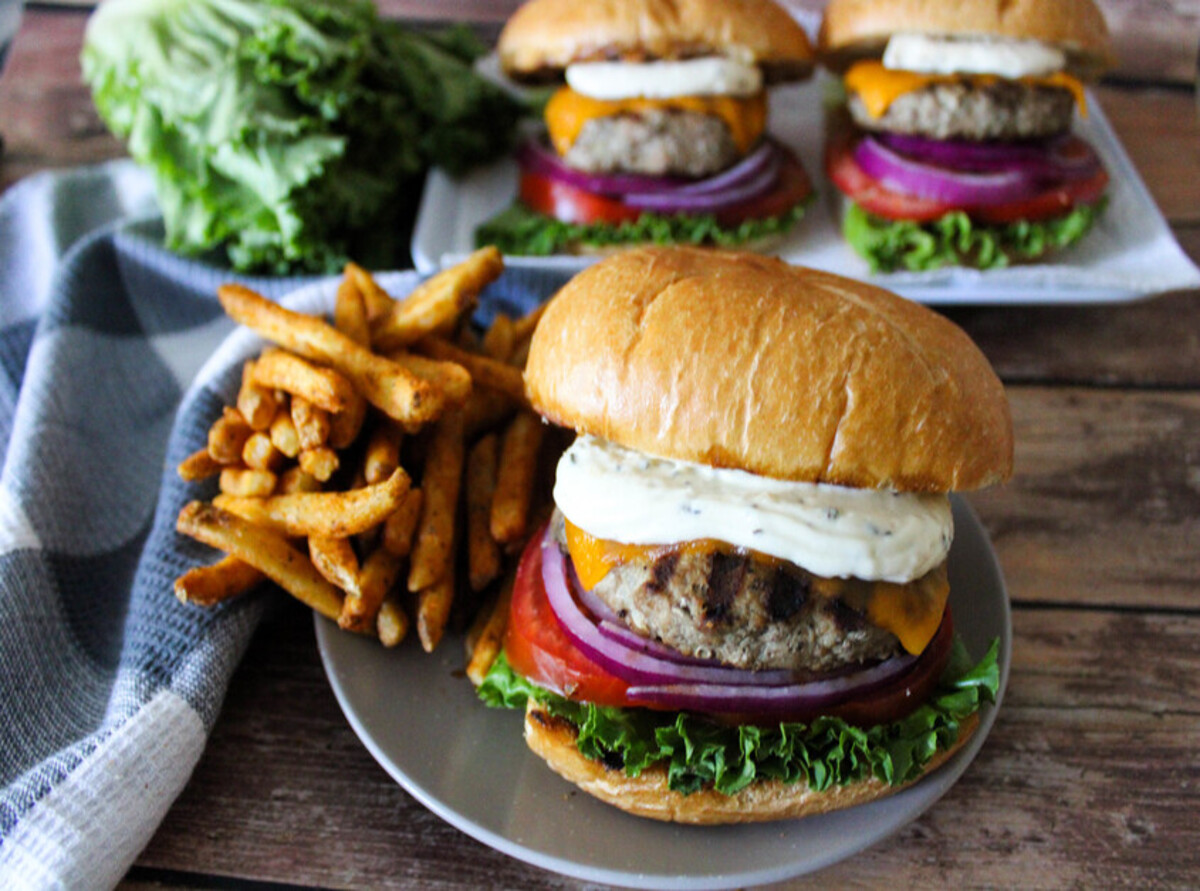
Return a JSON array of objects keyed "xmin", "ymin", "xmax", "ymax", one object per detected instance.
[{"xmin": 317, "ymin": 496, "xmax": 1010, "ymax": 889}]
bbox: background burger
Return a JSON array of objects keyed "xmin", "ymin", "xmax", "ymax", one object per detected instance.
[
  {"xmin": 475, "ymin": 0, "xmax": 816, "ymax": 257},
  {"xmin": 818, "ymin": 0, "xmax": 1114, "ymax": 272},
  {"xmin": 479, "ymin": 247, "xmax": 1009, "ymax": 823}
]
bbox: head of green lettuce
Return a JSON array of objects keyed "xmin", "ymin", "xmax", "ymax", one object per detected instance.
[{"xmin": 82, "ymin": 0, "xmax": 521, "ymax": 274}]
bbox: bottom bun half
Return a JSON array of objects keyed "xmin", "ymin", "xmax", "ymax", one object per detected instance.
[{"xmin": 523, "ymin": 703, "xmax": 980, "ymax": 825}]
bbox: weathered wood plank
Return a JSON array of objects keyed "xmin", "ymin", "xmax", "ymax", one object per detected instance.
[
  {"xmin": 970, "ymin": 387, "xmax": 1200, "ymax": 611},
  {"xmin": 129, "ymin": 600, "xmax": 1200, "ymax": 889}
]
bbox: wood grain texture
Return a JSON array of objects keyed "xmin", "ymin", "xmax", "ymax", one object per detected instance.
[{"xmin": 971, "ymin": 387, "xmax": 1200, "ymax": 611}]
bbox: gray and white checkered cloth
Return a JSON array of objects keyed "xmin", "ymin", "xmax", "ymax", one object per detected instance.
[{"xmin": 0, "ymin": 161, "xmax": 568, "ymax": 889}]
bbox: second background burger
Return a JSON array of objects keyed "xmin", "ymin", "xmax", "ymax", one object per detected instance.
[{"xmin": 476, "ymin": 0, "xmax": 817, "ymax": 257}]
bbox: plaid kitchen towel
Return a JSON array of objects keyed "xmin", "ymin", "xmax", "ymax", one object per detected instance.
[{"xmin": 0, "ymin": 160, "xmax": 568, "ymax": 889}]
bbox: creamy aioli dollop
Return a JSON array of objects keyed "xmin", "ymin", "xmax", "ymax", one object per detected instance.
[
  {"xmin": 882, "ymin": 33, "xmax": 1066, "ymax": 78},
  {"xmin": 554, "ymin": 436, "xmax": 953, "ymax": 584},
  {"xmin": 564, "ymin": 57, "xmax": 763, "ymax": 101}
]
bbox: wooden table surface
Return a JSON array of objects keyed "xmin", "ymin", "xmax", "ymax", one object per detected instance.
[{"xmin": 3, "ymin": 5, "xmax": 1199, "ymax": 889}]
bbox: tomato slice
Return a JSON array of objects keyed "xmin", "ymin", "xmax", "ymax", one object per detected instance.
[
  {"xmin": 825, "ymin": 129, "xmax": 1109, "ymax": 224},
  {"xmin": 504, "ymin": 525, "xmax": 957, "ymax": 726},
  {"xmin": 505, "ymin": 526, "xmax": 632, "ymax": 707},
  {"xmin": 518, "ymin": 146, "xmax": 813, "ymax": 228}
]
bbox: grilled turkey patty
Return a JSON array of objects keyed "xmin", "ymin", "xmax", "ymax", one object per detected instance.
[
  {"xmin": 564, "ymin": 109, "xmax": 741, "ymax": 178},
  {"xmin": 555, "ymin": 516, "xmax": 902, "ymax": 673},
  {"xmin": 849, "ymin": 80, "xmax": 1077, "ymax": 142}
]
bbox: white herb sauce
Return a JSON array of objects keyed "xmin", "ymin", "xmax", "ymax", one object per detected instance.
[
  {"xmin": 554, "ymin": 435, "xmax": 953, "ymax": 583},
  {"xmin": 883, "ymin": 33, "xmax": 1066, "ymax": 79},
  {"xmin": 565, "ymin": 57, "xmax": 763, "ymax": 101}
]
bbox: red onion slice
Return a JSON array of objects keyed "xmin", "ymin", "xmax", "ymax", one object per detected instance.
[
  {"xmin": 540, "ymin": 533, "xmax": 800, "ymax": 687},
  {"xmin": 877, "ymin": 132, "xmax": 1101, "ymax": 181},
  {"xmin": 672, "ymin": 140, "xmax": 776, "ymax": 195},
  {"xmin": 854, "ymin": 136, "xmax": 1042, "ymax": 206},
  {"xmin": 623, "ymin": 151, "xmax": 782, "ymax": 213}
]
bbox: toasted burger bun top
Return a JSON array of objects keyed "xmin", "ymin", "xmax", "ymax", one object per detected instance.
[
  {"xmin": 818, "ymin": 0, "xmax": 1113, "ymax": 78},
  {"xmin": 499, "ymin": 0, "xmax": 815, "ymax": 84},
  {"xmin": 525, "ymin": 702, "xmax": 980, "ymax": 823},
  {"xmin": 524, "ymin": 247, "xmax": 1013, "ymax": 492}
]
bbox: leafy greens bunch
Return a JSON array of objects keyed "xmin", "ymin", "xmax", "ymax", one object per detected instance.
[{"xmin": 83, "ymin": 0, "xmax": 520, "ymax": 273}]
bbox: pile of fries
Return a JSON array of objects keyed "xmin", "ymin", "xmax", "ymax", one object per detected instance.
[{"xmin": 174, "ymin": 248, "xmax": 548, "ymax": 665}]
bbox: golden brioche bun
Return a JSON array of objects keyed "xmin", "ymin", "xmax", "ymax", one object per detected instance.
[
  {"xmin": 523, "ymin": 247, "xmax": 1013, "ymax": 492},
  {"xmin": 817, "ymin": 0, "xmax": 1113, "ymax": 78},
  {"xmin": 525, "ymin": 703, "xmax": 980, "ymax": 823},
  {"xmin": 499, "ymin": 0, "xmax": 814, "ymax": 84}
]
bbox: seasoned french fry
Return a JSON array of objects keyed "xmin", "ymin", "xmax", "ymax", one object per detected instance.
[
  {"xmin": 175, "ymin": 555, "xmax": 264, "ymax": 607},
  {"xmin": 218, "ymin": 284, "xmax": 444, "ymax": 427},
  {"xmin": 291, "ymin": 396, "xmax": 330, "ymax": 451},
  {"xmin": 309, "ymin": 536, "xmax": 361, "ymax": 598},
  {"xmin": 382, "ymin": 487, "xmax": 423, "ymax": 558},
  {"xmin": 346, "ymin": 261, "xmax": 396, "ymax": 321},
  {"xmin": 242, "ymin": 432, "xmax": 284, "ymax": 472},
  {"xmin": 465, "ymin": 575, "xmax": 514, "ymax": 685},
  {"xmin": 237, "ymin": 359, "xmax": 279, "ymax": 431},
  {"xmin": 510, "ymin": 301, "xmax": 548, "ymax": 344},
  {"xmin": 371, "ymin": 246, "xmax": 503, "ymax": 351},
  {"xmin": 334, "ymin": 275, "xmax": 371, "ymax": 346},
  {"xmin": 299, "ymin": 446, "xmax": 339, "ymax": 482},
  {"xmin": 214, "ymin": 467, "xmax": 410, "ymax": 538},
  {"xmin": 277, "ymin": 466, "xmax": 321, "ymax": 494},
  {"xmin": 481, "ymin": 312, "xmax": 515, "ymax": 361},
  {"xmin": 376, "ymin": 592, "xmax": 409, "ymax": 647},
  {"xmin": 269, "ymin": 410, "xmax": 300, "ymax": 459},
  {"xmin": 219, "ymin": 467, "xmax": 277, "ymax": 497},
  {"xmin": 328, "ymin": 391, "xmax": 366, "ymax": 450},
  {"xmin": 208, "ymin": 406, "xmax": 253, "ymax": 464},
  {"xmin": 407, "ymin": 410, "xmax": 464, "ymax": 592},
  {"xmin": 462, "ymin": 389, "xmax": 517, "ymax": 440},
  {"xmin": 251, "ymin": 348, "xmax": 355, "ymax": 414},
  {"xmin": 466, "ymin": 434, "xmax": 502, "ymax": 592},
  {"xmin": 491, "ymin": 411, "xmax": 545, "ymax": 545},
  {"xmin": 340, "ymin": 545, "xmax": 403, "ymax": 633},
  {"xmin": 387, "ymin": 352, "xmax": 472, "ymax": 406},
  {"xmin": 417, "ymin": 559, "xmax": 455, "ymax": 653},
  {"xmin": 363, "ymin": 417, "xmax": 403, "ymax": 485},
  {"xmin": 176, "ymin": 501, "xmax": 343, "ymax": 621},
  {"xmin": 508, "ymin": 335, "xmax": 532, "ymax": 369},
  {"xmin": 178, "ymin": 448, "xmax": 222, "ymax": 482},
  {"xmin": 416, "ymin": 337, "xmax": 529, "ymax": 407}
]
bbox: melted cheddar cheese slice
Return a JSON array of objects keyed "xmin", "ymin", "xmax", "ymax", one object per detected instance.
[
  {"xmin": 544, "ymin": 87, "xmax": 768, "ymax": 157},
  {"xmin": 563, "ymin": 520, "xmax": 950, "ymax": 655},
  {"xmin": 844, "ymin": 60, "xmax": 1088, "ymax": 120}
]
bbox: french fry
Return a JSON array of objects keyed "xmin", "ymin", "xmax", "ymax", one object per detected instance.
[
  {"xmin": 346, "ymin": 261, "xmax": 396, "ymax": 321},
  {"xmin": 291, "ymin": 396, "xmax": 330, "ymax": 451},
  {"xmin": 208, "ymin": 406, "xmax": 253, "ymax": 464},
  {"xmin": 214, "ymin": 467, "xmax": 410, "ymax": 538},
  {"xmin": 277, "ymin": 466, "xmax": 321, "ymax": 494},
  {"xmin": 376, "ymin": 592, "xmax": 409, "ymax": 647},
  {"xmin": 175, "ymin": 555, "xmax": 264, "ymax": 607},
  {"xmin": 218, "ymin": 284, "xmax": 444, "ymax": 427},
  {"xmin": 383, "ymin": 487, "xmax": 423, "ymax": 558},
  {"xmin": 363, "ymin": 417, "xmax": 403, "ymax": 485},
  {"xmin": 334, "ymin": 275, "xmax": 371, "ymax": 346},
  {"xmin": 251, "ymin": 348, "xmax": 355, "ymax": 414},
  {"xmin": 480, "ymin": 312, "xmax": 515, "ymax": 361},
  {"xmin": 371, "ymin": 246, "xmax": 503, "ymax": 351},
  {"xmin": 465, "ymin": 434, "xmax": 502, "ymax": 592},
  {"xmin": 178, "ymin": 448, "xmax": 222, "ymax": 482},
  {"xmin": 328, "ymin": 390, "xmax": 367, "ymax": 450},
  {"xmin": 176, "ymin": 501, "xmax": 343, "ymax": 621},
  {"xmin": 491, "ymin": 411, "xmax": 545, "ymax": 545},
  {"xmin": 465, "ymin": 575, "xmax": 514, "ymax": 686},
  {"xmin": 387, "ymin": 352, "xmax": 472, "ymax": 406},
  {"xmin": 269, "ymin": 410, "xmax": 300, "ymax": 459},
  {"xmin": 242, "ymin": 432, "xmax": 284, "ymax": 472},
  {"xmin": 508, "ymin": 335, "xmax": 532, "ymax": 370},
  {"xmin": 463, "ymin": 389, "xmax": 517, "ymax": 440},
  {"xmin": 236, "ymin": 359, "xmax": 279, "ymax": 431},
  {"xmin": 219, "ymin": 467, "xmax": 277, "ymax": 497},
  {"xmin": 407, "ymin": 410, "xmax": 464, "ymax": 592},
  {"xmin": 416, "ymin": 337, "xmax": 529, "ymax": 408},
  {"xmin": 299, "ymin": 446, "xmax": 339, "ymax": 482},
  {"xmin": 510, "ymin": 301, "xmax": 549, "ymax": 344},
  {"xmin": 417, "ymin": 559, "xmax": 455, "ymax": 653},
  {"xmin": 309, "ymin": 536, "xmax": 362, "ymax": 599},
  {"xmin": 340, "ymin": 545, "xmax": 402, "ymax": 633}
]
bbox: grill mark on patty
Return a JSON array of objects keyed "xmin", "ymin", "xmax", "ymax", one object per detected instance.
[
  {"xmin": 701, "ymin": 552, "xmax": 744, "ymax": 626},
  {"xmin": 767, "ymin": 567, "xmax": 810, "ymax": 621},
  {"xmin": 647, "ymin": 551, "xmax": 679, "ymax": 593}
]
